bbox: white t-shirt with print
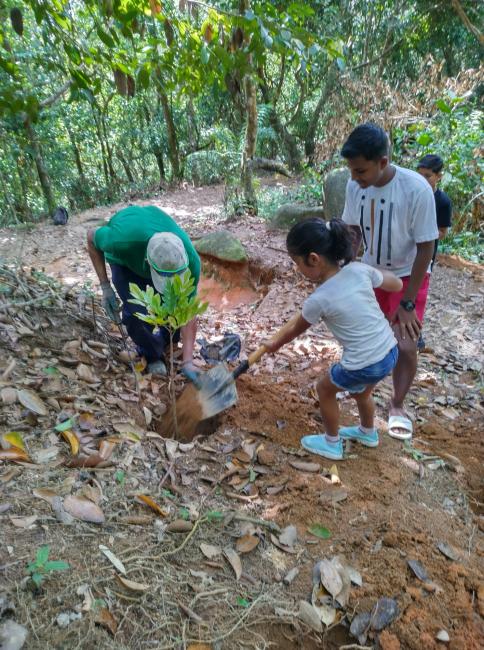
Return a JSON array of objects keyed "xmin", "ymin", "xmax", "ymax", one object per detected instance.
[
  {"xmin": 302, "ymin": 262, "xmax": 397, "ymax": 370},
  {"xmin": 342, "ymin": 165, "xmax": 438, "ymax": 277}
]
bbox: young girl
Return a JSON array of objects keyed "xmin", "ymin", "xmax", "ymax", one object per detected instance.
[{"xmin": 263, "ymin": 218, "xmax": 403, "ymax": 460}]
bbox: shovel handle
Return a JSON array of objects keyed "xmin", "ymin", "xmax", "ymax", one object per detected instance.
[{"xmin": 232, "ymin": 313, "xmax": 301, "ymax": 380}]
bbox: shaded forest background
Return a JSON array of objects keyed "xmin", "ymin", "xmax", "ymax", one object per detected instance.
[{"xmin": 0, "ymin": 0, "xmax": 482, "ymax": 259}]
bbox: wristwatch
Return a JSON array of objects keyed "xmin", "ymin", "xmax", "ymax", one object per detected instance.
[{"xmin": 400, "ymin": 299, "xmax": 416, "ymax": 312}]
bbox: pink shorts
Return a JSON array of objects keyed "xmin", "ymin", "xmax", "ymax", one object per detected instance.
[{"xmin": 374, "ymin": 274, "xmax": 430, "ymax": 323}]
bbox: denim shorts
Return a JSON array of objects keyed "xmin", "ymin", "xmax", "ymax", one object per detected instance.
[{"xmin": 329, "ymin": 345, "xmax": 399, "ymax": 394}]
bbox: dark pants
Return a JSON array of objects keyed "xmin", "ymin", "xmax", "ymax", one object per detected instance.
[{"xmin": 110, "ymin": 263, "xmax": 179, "ymax": 363}]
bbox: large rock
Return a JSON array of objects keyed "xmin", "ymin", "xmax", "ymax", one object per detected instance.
[
  {"xmin": 271, "ymin": 204, "xmax": 325, "ymax": 229},
  {"xmin": 194, "ymin": 230, "xmax": 247, "ymax": 263},
  {"xmin": 323, "ymin": 167, "xmax": 350, "ymax": 219}
]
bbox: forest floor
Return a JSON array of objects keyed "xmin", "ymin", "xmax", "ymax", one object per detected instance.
[{"xmin": 0, "ymin": 180, "xmax": 483, "ymax": 650}]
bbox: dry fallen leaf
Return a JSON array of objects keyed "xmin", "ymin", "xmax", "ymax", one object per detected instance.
[
  {"xmin": 9, "ymin": 514, "xmax": 38, "ymax": 528},
  {"xmin": 17, "ymin": 389, "xmax": 48, "ymax": 416},
  {"xmin": 1, "ymin": 432, "xmax": 26, "ymax": 451},
  {"xmin": 63, "ymin": 495, "xmax": 105, "ymax": 523},
  {"xmin": 115, "ymin": 575, "xmax": 150, "ymax": 592},
  {"xmin": 199, "ymin": 543, "xmax": 221, "ymax": 560},
  {"xmin": 94, "ymin": 607, "xmax": 117, "ymax": 635},
  {"xmin": 76, "ymin": 363, "xmax": 99, "ymax": 384},
  {"xmin": 99, "ymin": 545, "xmax": 126, "ymax": 575},
  {"xmin": 236, "ymin": 534, "xmax": 260, "ymax": 554},
  {"xmin": 166, "ymin": 519, "xmax": 193, "ymax": 533},
  {"xmin": 65, "ymin": 454, "xmax": 111, "ymax": 468},
  {"xmin": 329, "ymin": 464, "xmax": 341, "ymax": 485},
  {"xmin": 223, "ymin": 548, "xmax": 242, "ymax": 580},
  {"xmin": 0, "ymin": 467, "xmax": 21, "ymax": 483},
  {"xmin": 59, "ymin": 430, "xmax": 80, "ymax": 456},
  {"xmin": 1, "ymin": 387, "xmax": 17, "ymax": 404},
  {"xmin": 0, "ymin": 448, "xmax": 31, "ymax": 463},
  {"xmin": 136, "ymin": 495, "xmax": 168, "ymax": 517},
  {"xmin": 33, "ymin": 487, "xmax": 58, "ymax": 504},
  {"xmin": 289, "ymin": 460, "xmax": 320, "ymax": 473}
]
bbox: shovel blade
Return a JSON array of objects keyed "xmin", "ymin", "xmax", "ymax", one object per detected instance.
[{"xmin": 198, "ymin": 363, "xmax": 238, "ymax": 419}]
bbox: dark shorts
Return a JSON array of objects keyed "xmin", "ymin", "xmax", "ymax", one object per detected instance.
[{"xmin": 329, "ymin": 345, "xmax": 399, "ymax": 394}]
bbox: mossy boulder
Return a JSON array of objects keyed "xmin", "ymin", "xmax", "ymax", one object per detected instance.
[
  {"xmin": 323, "ymin": 167, "xmax": 350, "ymax": 219},
  {"xmin": 194, "ymin": 230, "xmax": 248, "ymax": 263},
  {"xmin": 271, "ymin": 204, "xmax": 325, "ymax": 229}
]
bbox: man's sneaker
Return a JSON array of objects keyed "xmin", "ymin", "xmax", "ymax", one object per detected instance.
[
  {"xmin": 339, "ymin": 426, "xmax": 379, "ymax": 447},
  {"xmin": 147, "ymin": 360, "xmax": 167, "ymax": 376},
  {"xmin": 301, "ymin": 434, "xmax": 343, "ymax": 460}
]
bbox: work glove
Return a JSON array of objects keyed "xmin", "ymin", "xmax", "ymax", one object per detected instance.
[
  {"xmin": 100, "ymin": 281, "xmax": 121, "ymax": 323},
  {"xmin": 181, "ymin": 361, "xmax": 202, "ymax": 389}
]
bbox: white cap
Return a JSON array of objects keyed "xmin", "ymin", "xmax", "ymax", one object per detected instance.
[{"xmin": 146, "ymin": 232, "xmax": 189, "ymax": 294}]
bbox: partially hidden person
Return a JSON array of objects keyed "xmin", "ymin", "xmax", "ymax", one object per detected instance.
[
  {"xmin": 87, "ymin": 205, "xmax": 201, "ymax": 380},
  {"xmin": 415, "ymin": 154, "xmax": 453, "ymax": 351},
  {"xmin": 262, "ymin": 218, "xmax": 402, "ymax": 461},
  {"xmin": 341, "ymin": 123, "xmax": 439, "ymax": 440},
  {"xmin": 417, "ymin": 154, "xmax": 452, "ymax": 270}
]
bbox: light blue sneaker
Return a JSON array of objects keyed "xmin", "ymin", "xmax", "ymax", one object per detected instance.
[
  {"xmin": 301, "ymin": 434, "xmax": 343, "ymax": 460},
  {"xmin": 339, "ymin": 426, "xmax": 379, "ymax": 447}
]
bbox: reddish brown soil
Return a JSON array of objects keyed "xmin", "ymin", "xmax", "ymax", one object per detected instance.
[{"xmin": 1, "ymin": 183, "xmax": 482, "ymax": 649}]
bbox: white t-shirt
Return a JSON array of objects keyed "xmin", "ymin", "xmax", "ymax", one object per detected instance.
[
  {"xmin": 342, "ymin": 165, "xmax": 438, "ymax": 277},
  {"xmin": 302, "ymin": 262, "xmax": 397, "ymax": 370}
]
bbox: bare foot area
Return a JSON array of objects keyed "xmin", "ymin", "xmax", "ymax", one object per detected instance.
[{"xmin": 0, "ymin": 184, "xmax": 482, "ymax": 649}]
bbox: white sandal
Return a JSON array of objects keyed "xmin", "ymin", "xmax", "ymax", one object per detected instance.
[{"xmin": 388, "ymin": 415, "xmax": 413, "ymax": 440}]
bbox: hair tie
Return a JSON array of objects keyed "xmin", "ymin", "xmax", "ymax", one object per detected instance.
[{"xmin": 326, "ymin": 221, "xmax": 331, "ymax": 231}]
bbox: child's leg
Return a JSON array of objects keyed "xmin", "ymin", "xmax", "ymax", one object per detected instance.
[
  {"xmin": 301, "ymin": 372, "xmax": 343, "ymax": 460},
  {"xmin": 354, "ymin": 384, "xmax": 376, "ymax": 429},
  {"xmin": 316, "ymin": 373, "xmax": 341, "ymax": 438}
]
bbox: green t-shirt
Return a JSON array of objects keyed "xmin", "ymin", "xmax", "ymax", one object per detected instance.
[{"xmin": 94, "ymin": 206, "xmax": 200, "ymax": 287}]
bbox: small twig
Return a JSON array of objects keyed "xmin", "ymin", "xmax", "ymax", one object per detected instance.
[
  {"xmin": 339, "ymin": 645, "xmax": 373, "ymax": 650},
  {"xmin": 159, "ymin": 460, "xmax": 176, "ymax": 490},
  {"xmin": 232, "ymin": 513, "xmax": 281, "ymax": 534}
]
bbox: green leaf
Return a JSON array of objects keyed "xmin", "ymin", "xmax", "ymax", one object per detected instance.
[
  {"xmin": 206, "ymin": 510, "xmax": 224, "ymax": 522},
  {"xmin": 36, "ymin": 545, "xmax": 50, "ymax": 566},
  {"xmin": 201, "ymin": 45, "xmax": 210, "ymax": 64},
  {"xmin": 307, "ymin": 524, "xmax": 331, "ymax": 539},
  {"xmin": 55, "ymin": 417, "xmax": 76, "ymax": 432},
  {"xmin": 416, "ymin": 132, "xmax": 432, "ymax": 146},
  {"xmin": 44, "ymin": 560, "xmax": 70, "ymax": 572},
  {"xmin": 32, "ymin": 573, "xmax": 43, "ymax": 587},
  {"xmin": 237, "ymin": 596, "xmax": 250, "ymax": 608},
  {"xmin": 97, "ymin": 26, "xmax": 116, "ymax": 49},
  {"xmin": 435, "ymin": 98, "xmax": 451, "ymax": 114},
  {"xmin": 43, "ymin": 366, "xmax": 59, "ymax": 375},
  {"xmin": 114, "ymin": 469, "xmax": 125, "ymax": 485},
  {"xmin": 179, "ymin": 507, "xmax": 190, "ymax": 520}
]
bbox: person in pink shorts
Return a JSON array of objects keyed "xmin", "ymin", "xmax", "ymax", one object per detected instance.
[{"xmin": 341, "ymin": 124, "xmax": 438, "ymax": 440}]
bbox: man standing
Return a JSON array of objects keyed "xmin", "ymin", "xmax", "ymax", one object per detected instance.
[
  {"xmin": 341, "ymin": 123, "xmax": 438, "ymax": 440},
  {"xmin": 87, "ymin": 205, "xmax": 201, "ymax": 380}
]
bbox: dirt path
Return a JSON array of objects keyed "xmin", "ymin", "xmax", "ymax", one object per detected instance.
[{"xmin": 0, "ymin": 184, "xmax": 483, "ymax": 649}]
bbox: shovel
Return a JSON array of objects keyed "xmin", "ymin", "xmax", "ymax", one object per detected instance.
[{"xmin": 166, "ymin": 314, "xmax": 300, "ymax": 439}]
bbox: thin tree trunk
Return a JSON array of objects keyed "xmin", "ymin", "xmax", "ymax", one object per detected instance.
[
  {"xmin": 159, "ymin": 90, "xmax": 181, "ymax": 180},
  {"xmin": 24, "ymin": 119, "xmax": 56, "ymax": 215},
  {"xmin": 450, "ymin": 0, "xmax": 484, "ymax": 47},
  {"xmin": 304, "ymin": 66, "xmax": 338, "ymax": 164},
  {"xmin": 91, "ymin": 107, "xmax": 110, "ymax": 186},
  {"xmin": 260, "ymin": 83, "xmax": 302, "ymax": 171},
  {"xmin": 117, "ymin": 149, "xmax": 135, "ymax": 183},
  {"xmin": 100, "ymin": 111, "xmax": 117, "ymax": 181},
  {"xmin": 241, "ymin": 73, "xmax": 258, "ymax": 213},
  {"xmin": 66, "ymin": 125, "xmax": 87, "ymax": 185},
  {"xmin": 154, "ymin": 150, "xmax": 165, "ymax": 184},
  {"xmin": 14, "ymin": 149, "xmax": 32, "ymax": 220}
]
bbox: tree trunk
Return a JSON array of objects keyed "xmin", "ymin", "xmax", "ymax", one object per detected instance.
[
  {"xmin": 91, "ymin": 107, "xmax": 110, "ymax": 186},
  {"xmin": 159, "ymin": 90, "xmax": 181, "ymax": 180},
  {"xmin": 117, "ymin": 149, "xmax": 135, "ymax": 183},
  {"xmin": 66, "ymin": 125, "xmax": 87, "ymax": 185},
  {"xmin": 450, "ymin": 0, "xmax": 484, "ymax": 47},
  {"xmin": 100, "ymin": 111, "xmax": 117, "ymax": 182},
  {"xmin": 259, "ymin": 83, "xmax": 302, "ymax": 171},
  {"xmin": 304, "ymin": 66, "xmax": 338, "ymax": 164},
  {"xmin": 154, "ymin": 150, "xmax": 166, "ymax": 184},
  {"xmin": 241, "ymin": 73, "xmax": 258, "ymax": 213},
  {"xmin": 24, "ymin": 119, "xmax": 56, "ymax": 215}
]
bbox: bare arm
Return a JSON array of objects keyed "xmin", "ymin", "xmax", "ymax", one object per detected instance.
[
  {"xmin": 181, "ymin": 317, "xmax": 197, "ymax": 365},
  {"xmin": 264, "ymin": 314, "xmax": 311, "ymax": 353},
  {"xmin": 87, "ymin": 229, "xmax": 109, "ymax": 284},
  {"xmin": 438, "ymin": 227, "xmax": 448, "ymax": 240},
  {"xmin": 348, "ymin": 225, "xmax": 363, "ymax": 260},
  {"xmin": 392, "ymin": 240, "xmax": 434, "ymax": 339},
  {"xmin": 379, "ymin": 270, "xmax": 403, "ymax": 293}
]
